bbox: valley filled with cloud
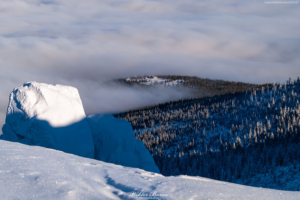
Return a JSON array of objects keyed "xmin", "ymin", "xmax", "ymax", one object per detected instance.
[{"xmin": 0, "ymin": 0, "xmax": 299, "ymax": 129}]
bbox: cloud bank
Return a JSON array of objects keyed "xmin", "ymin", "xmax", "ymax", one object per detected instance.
[{"xmin": 0, "ymin": 0, "xmax": 299, "ymax": 129}]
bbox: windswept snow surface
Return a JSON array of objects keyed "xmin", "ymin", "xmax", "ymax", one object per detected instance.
[
  {"xmin": 1, "ymin": 82, "xmax": 94, "ymax": 158},
  {"xmin": 0, "ymin": 140, "xmax": 299, "ymax": 200},
  {"xmin": 1, "ymin": 82, "xmax": 158, "ymax": 173}
]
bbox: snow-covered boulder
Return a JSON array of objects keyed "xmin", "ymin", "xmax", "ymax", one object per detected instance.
[
  {"xmin": 1, "ymin": 82, "xmax": 159, "ymax": 173},
  {"xmin": 87, "ymin": 114, "xmax": 160, "ymax": 173},
  {"xmin": 1, "ymin": 82, "xmax": 94, "ymax": 158}
]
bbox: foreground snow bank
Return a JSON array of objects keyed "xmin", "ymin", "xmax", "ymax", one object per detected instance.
[
  {"xmin": 0, "ymin": 82, "xmax": 158, "ymax": 173},
  {"xmin": 0, "ymin": 140, "xmax": 299, "ymax": 200}
]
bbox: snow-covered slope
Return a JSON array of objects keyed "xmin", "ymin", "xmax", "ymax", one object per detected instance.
[
  {"xmin": 0, "ymin": 140, "xmax": 299, "ymax": 200},
  {"xmin": 126, "ymin": 76, "xmax": 184, "ymax": 86},
  {"xmin": 88, "ymin": 114, "xmax": 159, "ymax": 173},
  {"xmin": 1, "ymin": 82, "xmax": 158, "ymax": 173},
  {"xmin": 1, "ymin": 81, "xmax": 94, "ymax": 158}
]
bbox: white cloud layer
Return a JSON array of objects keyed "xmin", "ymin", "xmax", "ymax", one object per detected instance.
[{"xmin": 0, "ymin": 0, "xmax": 299, "ymax": 129}]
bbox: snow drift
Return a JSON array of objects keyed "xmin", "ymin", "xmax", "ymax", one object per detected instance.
[
  {"xmin": 0, "ymin": 140, "xmax": 299, "ymax": 200},
  {"xmin": 0, "ymin": 82, "xmax": 158, "ymax": 173},
  {"xmin": 88, "ymin": 114, "xmax": 159, "ymax": 173}
]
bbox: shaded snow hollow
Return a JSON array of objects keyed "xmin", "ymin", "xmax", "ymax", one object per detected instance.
[
  {"xmin": 0, "ymin": 140, "xmax": 300, "ymax": 200},
  {"xmin": 0, "ymin": 82, "xmax": 159, "ymax": 173}
]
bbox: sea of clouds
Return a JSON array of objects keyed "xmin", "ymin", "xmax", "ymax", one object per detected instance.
[{"xmin": 0, "ymin": 0, "xmax": 299, "ymax": 130}]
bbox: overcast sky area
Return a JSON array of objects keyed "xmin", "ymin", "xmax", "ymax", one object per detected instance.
[{"xmin": 0, "ymin": 0, "xmax": 299, "ymax": 129}]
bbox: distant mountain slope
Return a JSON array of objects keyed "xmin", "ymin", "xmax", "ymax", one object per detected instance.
[
  {"xmin": 115, "ymin": 76, "xmax": 300, "ymax": 191},
  {"xmin": 0, "ymin": 140, "xmax": 299, "ymax": 200},
  {"xmin": 117, "ymin": 75, "xmax": 271, "ymax": 99}
]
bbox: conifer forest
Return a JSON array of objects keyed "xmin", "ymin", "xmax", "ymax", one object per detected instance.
[{"xmin": 116, "ymin": 76, "xmax": 300, "ymax": 190}]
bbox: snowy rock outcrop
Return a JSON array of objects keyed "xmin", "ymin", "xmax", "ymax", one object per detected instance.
[
  {"xmin": 1, "ymin": 82, "xmax": 159, "ymax": 173},
  {"xmin": 1, "ymin": 82, "xmax": 94, "ymax": 158},
  {"xmin": 88, "ymin": 114, "xmax": 159, "ymax": 173}
]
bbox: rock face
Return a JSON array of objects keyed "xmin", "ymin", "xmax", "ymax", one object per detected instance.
[
  {"xmin": 1, "ymin": 82, "xmax": 159, "ymax": 173},
  {"xmin": 87, "ymin": 114, "xmax": 160, "ymax": 173},
  {"xmin": 1, "ymin": 82, "xmax": 94, "ymax": 158}
]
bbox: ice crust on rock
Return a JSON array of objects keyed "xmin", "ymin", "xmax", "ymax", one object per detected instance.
[
  {"xmin": 87, "ymin": 114, "xmax": 160, "ymax": 173},
  {"xmin": 1, "ymin": 82, "xmax": 94, "ymax": 158},
  {"xmin": 1, "ymin": 82, "xmax": 159, "ymax": 173}
]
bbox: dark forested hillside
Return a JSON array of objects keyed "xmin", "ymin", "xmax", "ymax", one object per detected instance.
[
  {"xmin": 158, "ymin": 75, "xmax": 271, "ymax": 97},
  {"xmin": 115, "ymin": 76, "xmax": 300, "ymax": 190},
  {"xmin": 117, "ymin": 75, "xmax": 271, "ymax": 98}
]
